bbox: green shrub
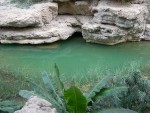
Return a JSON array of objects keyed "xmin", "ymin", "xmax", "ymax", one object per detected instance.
[
  {"xmin": 0, "ymin": 68, "xmax": 28, "ymax": 101},
  {"xmin": 19, "ymin": 64, "xmax": 136, "ymax": 113},
  {"xmin": 94, "ymin": 71, "xmax": 150, "ymax": 113},
  {"xmin": 121, "ymin": 71, "xmax": 150, "ymax": 113}
]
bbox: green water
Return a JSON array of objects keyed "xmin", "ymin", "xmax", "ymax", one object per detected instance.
[{"xmin": 0, "ymin": 36, "xmax": 150, "ymax": 82}]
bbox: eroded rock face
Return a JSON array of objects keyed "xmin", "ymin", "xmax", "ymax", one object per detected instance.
[
  {"xmin": 0, "ymin": 3, "xmax": 58, "ymax": 27},
  {"xmin": 144, "ymin": 24, "xmax": 150, "ymax": 40},
  {"xmin": 82, "ymin": 22, "xmax": 128, "ymax": 45},
  {"xmin": 14, "ymin": 96, "xmax": 57, "ymax": 113},
  {"xmin": 0, "ymin": 16, "xmax": 91, "ymax": 44},
  {"xmin": 54, "ymin": 0, "xmax": 99, "ymax": 15},
  {"xmin": 82, "ymin": 0, "xmax": 148, "ymax": 45},
  {"xmin": 0, "ymin": 0, "xmax": 150, "ymax": 45}
]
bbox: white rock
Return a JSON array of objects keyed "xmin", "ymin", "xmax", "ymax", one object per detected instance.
[
  {"xmin": 82, "ymin": 22, "xmax": 128, "ymax": 45},
  {"xmin": 82, "ymin": 0, "xmax": 148, "ymax": 45},
  {"xmin": 14, "ymin": 96, "xmax": 57, "ymax": 113},
  {"xmin": 0, "ymin": 16, "xmax": 91, "ymax": 44},
  {"xmin": 144, "ymin": 24, "xmax": 150, "ymax": 40},
  {"xmin": 131, "ymin": 0, "xmax": 144, "ymax": 4},
  {"xmin": 0, "ymin": 3, "xmax": 58, "ymax": 27}
]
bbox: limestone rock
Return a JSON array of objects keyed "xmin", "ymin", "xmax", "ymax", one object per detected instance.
[
  {"xmin": 82, "ymin": 22, "xmax": 128, "ymax": 45},
  {"xmin": 0, "ymin": 16, "xmax": 92, "ymax": 44},
  {"xmin": 131, "ymin": 0, "xmax": 144, "ymax": 4},
  {"xmin": 56, "ymin": 0, "xmax": 99, "ymax": 15},
  {"xmin": 0, "ymin": 3, "xmax": 58, "ymax": 27},
  {"xmin": 82, "ymin": 0, "xmax": 148, "ymax": 45},
  {"xmin": 144, "ymin": 24, "xmax": 150, "ymax": 40},
  {"xmin": 93, "ymin": 0, "xmax": 148, "ymax": 24},
  {"xmin": 0, "ymin": 0, "xmax": 150, "ymax": 45},
  {"xmin": 58, "ymin": 1, "xmax": 92, "ymax": 15},
  {"xmin": 14, "ymin": 96, "xmax": 57, "ymax": 113},
  {"xmin": 31, "ymin": 3, "xmax": 58, "ymax": 25}
]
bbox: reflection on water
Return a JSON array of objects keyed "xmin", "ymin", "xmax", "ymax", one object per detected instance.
[{"xmin": 0, "ymin": 37, "xmax": 150, "ymax": 81}]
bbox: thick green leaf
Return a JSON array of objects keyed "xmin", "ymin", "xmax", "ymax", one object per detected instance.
[
  {"xmin": 95, "ymin": 86, "xmax": 128, "ymax": 100},
  {"xmin": 19, "ymin": 90, "xmax": 35, "ymax": 99},
  {"xmin": 64, "ymin": 86, "xmax": 87, "ymax": 113},
  {"xmin": 86, "ymin": 77, "xmax": 113, "ymax": 102},
  {"xmin": 94, "ymin": 108, "xmax": 138, "ymax": 113}
]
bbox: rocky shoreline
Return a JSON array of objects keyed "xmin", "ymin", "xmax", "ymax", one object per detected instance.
[{"xmin": 0, "ymin": 0, "xmax": 150, "ymax": 45}]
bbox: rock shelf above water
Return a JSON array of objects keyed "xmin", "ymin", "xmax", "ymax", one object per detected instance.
[{"xmin": 0, "ymin": 0, "xmax": 150, "ymax": 45}]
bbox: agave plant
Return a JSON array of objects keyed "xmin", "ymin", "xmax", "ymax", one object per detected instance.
[{"xmin": 19, "ymin": 64, "xmax": 137, "ymax": 113}]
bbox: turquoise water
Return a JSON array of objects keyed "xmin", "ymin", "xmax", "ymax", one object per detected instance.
[{"xmin": 0, "ymin": 36, "xmax": 150, "ymax": 82}]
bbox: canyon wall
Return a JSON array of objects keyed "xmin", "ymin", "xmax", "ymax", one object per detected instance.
[{"xmin": 0, "ymin": 0, "xmax": 150, "ymax": 45}]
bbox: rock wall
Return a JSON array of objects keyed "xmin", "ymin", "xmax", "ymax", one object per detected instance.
[{"xmin": 0, "ymin": 0, "xmax": 150, "ymax": 45}]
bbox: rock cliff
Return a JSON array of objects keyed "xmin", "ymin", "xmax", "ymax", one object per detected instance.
[{"xmin": 0, "ymin": 0, "xmax": 150, "ymax": 45}]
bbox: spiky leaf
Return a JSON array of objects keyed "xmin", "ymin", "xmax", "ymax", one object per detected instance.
[
  {"xmin": 54, "ymin": 63, "xmax": 65, "ymax": 92},
  {"xmin": 95, "ymin": 86, "xmax": 128, "ymax": 100},
  {"xmin": 19, "ymin": 90, "xmax": 35, "ymax": 99},
  {"xmin": 27, "ymin": 80, "xmax": 62, "ymax": 111},
  {"xmin": 64, "ymin": 86, "xmax": 87, "ymax": 113},
  {"xmin": 0, "ymin": 101, "xmax": 22, "ymax": 113},
  {"xmin": 42, "ymin": 72, "xmax": 66, "ymax": 111},
  {"xmin": 86, "ymin": 77, "xmax": 113, "ymax": 102}
]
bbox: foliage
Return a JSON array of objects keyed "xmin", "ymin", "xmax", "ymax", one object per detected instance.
[
  {"xmin": 0, "ymin": 68, "xmax": 28, "ymax": 101},
  {"xmin": 19, "ymin": 64, "xmax": 135, "ymax": 113},
  {"xmin": 94, "ymin": 70, "xmax": 150, "ymax": 113},
  {"xmin": 94, "ymin": 108, "xmax": 137, "ymax": 113},
  {"xmin": 121, "ymin": 71, "xmax": 150, "ymax": 113},
  {"xmin": 0, "ymin": 100, "xmax": 22, "ymax": 113},
  {"xmin": 64, "ymin": 86, "xmax": 87, "ymax": 113}
]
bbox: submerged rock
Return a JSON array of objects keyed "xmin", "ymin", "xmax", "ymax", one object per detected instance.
[{"xmin": 14, "ymin": 96, "xmax": 57, "ymax": 113}]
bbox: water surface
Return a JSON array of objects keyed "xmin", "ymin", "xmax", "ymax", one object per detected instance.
[{"xmin": 0, "ymin": 36, "xmax": 150, "ymax": 82}]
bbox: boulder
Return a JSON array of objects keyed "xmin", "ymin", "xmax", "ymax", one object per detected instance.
[
  {"xmin": 0, "ymin": 3, "xmax": 58, "ymax": 27},
  {"xmin": 82, "ymin": 22, "xmax": 128, "ymax": 45},
  {"xmin": 14, "ymin": 96, "xmax": 57, "ymax": 113},
  {"xmin": 0, "ymin": 16, "xmax": 91, "ymax": 44},
  {"xmin": 82, "ymin": 0, "xmax": 148, "ymax": 45}
]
